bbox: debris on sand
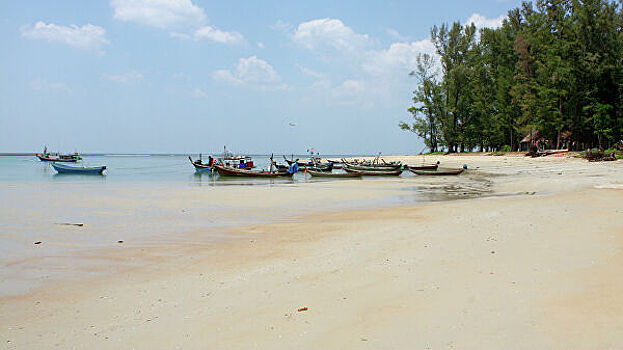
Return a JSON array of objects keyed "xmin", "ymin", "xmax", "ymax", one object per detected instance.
[
  {"xmin": 297, "ymin": 307, "xmax": 308, "ymax": 312},
  {"xmin": 584, "ymin": 149, "xmax": 617, "ymax": 162}
]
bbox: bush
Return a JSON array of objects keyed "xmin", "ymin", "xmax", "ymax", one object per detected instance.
[
  {"xmin": 500, "ymin": 145, "xmax": 512, "ymax": 152},
  {"xmin": 604, "ymin": 148, "xmax": 623, "ymax": 159}
]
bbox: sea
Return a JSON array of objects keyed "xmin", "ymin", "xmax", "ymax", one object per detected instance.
[
  {"xmin": 0, "ymin": 154, "xmax": 490, "ymax": 296},
  {"xmin": 0, "ymin": 154, "xmax": 347, "ymax": 184}
]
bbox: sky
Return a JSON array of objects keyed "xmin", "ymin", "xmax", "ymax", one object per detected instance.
[{"xmin": 0, "ymin": 0, "xmax": 522, "ymax": 155}]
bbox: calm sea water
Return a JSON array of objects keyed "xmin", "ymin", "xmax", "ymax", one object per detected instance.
[
  {"xmin": 0, "ymin": 154, "xmax": 493, "ymax": 296},
  {"xmin": 0, "ymin": 154, "xmax": 353, "ymax": 184}
]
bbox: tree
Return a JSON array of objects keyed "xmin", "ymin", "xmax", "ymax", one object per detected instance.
[
  {"xmin": 400, "ymin": 54, "xmax": 443, "ymax": 152},
  {"xmin": 402, "ymin": 0, "xmax": 623, "ymax": 151}
]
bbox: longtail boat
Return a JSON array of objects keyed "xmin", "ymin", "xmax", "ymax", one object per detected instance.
[
  {"xmin": 51, "ymin": 163, "xmax": 106, "ymax": 174},
  {"xmin": 410, "ymin": 168, "xmax": 464, "ymax": 176},
  {"xmin": 307, "ymin": 169, "xmax": 362, "ymax": 178},
  {"xmin": 36, "ymin": 153, "xmax": 80, "ymax": 162},
  {"xmin": 344, "ymin": 164, "xmax": 402, "ymax": 171},
  {"xmin": 341, "ymin": 159, "xmax": 402, "ymax": 170},
  {"xmin": 283, "ymin": 156, "xmax": 319, "ymax": 167},
  {"xmin": 342, "ymin": 159, "xmax": 399, "ymax": 167},
  {"xmin": 343, "ymin": 167, "xmax": 402, "ymax": 176},
  {"xmin": 222, "ymin": 146, "xmax": 254, "ymax": 164},
  {"xmin": 407, "ymin": 163, "xmax": 439, "ymax": 171},
  {"xmin": 213, "ymin": 164, "xmax": 293, "ymax": 178},
  {"xmin": 189, "ymin": 156, "xmax": 214, "ymax": 172}
]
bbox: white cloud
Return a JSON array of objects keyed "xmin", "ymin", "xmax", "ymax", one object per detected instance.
[
  {"xmin": 384, "ymin": 28, "xmax": 409, "ymax": 42},
  {"xmin": 297, "ymin": 64, "xmax": 325, "ymax": 79},
  {"xmin": 331, "ymin": 80, "xmax": 377, "ymax": 109},
  {"xmin": 111, "ymin": 0, "xmax": 206, "ymax": 29},
  {"xmin": 257, "ymin": 42, "xmax": 265, "ymax": 49},
  {"xmin": 363, "ymin": 39, "xmax": 437, "ymax": 77},
  {"xmin": 29, "ymin": 78, "xmax": 71, "ymax": 94},
  {"xmin": 270, "ymin": 20, "xmax": 293, "ymax": 33},
  {"xmin": 169, "ymin": 32, "xmax": 191, "ymax": 39},
  {"xmin": 293, "ymin": 18, "xmax": 371, "ymax": 54},
  {"xmin": 213, "ymin": 56, "xmax": 286, "ymax": 90},
  {"xmin": 467, "ymin": 13, "xmax": 506, "ymax": 29},
  {"xmin": 192, "ymin": 25, "xmax": 243, "ymax": 44},
  {"xmin": 21, "ymin": 21, "xmax": 109, "ymax": 52},
  {"xmin": 111, "ymin": 0, "xmax": 245, "ymax": 44},
  {"xmin": 192, "ymin": 87, "xmax": 209, "ymax": 98},
  {"xmin": 103, "ymin": 71, "xmax": 144, "ymax": 83},
  {"xmin": 332, "ymin": 79, "xmax": 365, "ymax": 99},
  {"xmin": 288, "ymin": 17, "xmax": 446, "ymax": 108}
]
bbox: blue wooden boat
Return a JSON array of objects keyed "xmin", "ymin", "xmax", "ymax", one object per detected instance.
[{"xmin": 52, "ymin": 163, "xmax": 106, "ymax": 175}]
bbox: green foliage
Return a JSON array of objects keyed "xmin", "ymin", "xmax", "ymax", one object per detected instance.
[
  {"xmin": 604, "ymin": 148, "xmax": 623, "ymax": 159},
  {"xmin": 402, "ymin": 0, "xmax": 623, "ymax": 151}
]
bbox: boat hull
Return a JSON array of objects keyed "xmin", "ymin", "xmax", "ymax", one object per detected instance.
[
  {"xmin": 407, "ymin": 164, "xmax": 439, "ymax": 171},
  {"xmin": 52, "ymin": 163, "xmax": 106, "ymax": 174},
  {"xmin": 410, "ymin": 168, "xmax": 464, "ymax": 176},
  {"xmin": 189, "ymin": 157, "xmax": 214, "ymax": 173},
  {"xmin": 307, "ymin": 169, "xmax": 361, "ymax": 178},
  {"xmin": 343, "ymin": 167, "xmax": 402, "ymax": 176},
  {"xmin": 342, "ymin": 163, "xmax": 402, "ymax": 171},
  {"xmin": 36, "ymin": 154, "xmax": 79, "ymax": 162},
  {"xmin": 213, "ymin": 164, "xmax": 293, "ymax": 178}
]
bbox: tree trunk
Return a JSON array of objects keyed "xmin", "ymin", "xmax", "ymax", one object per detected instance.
[{"xmin": 510, "ymin": 127, "xmax": 514, "ymax": 151}]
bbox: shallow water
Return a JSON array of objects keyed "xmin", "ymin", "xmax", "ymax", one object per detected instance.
[
  {"xmin": 0, "ymin": 155, "xmax": 496, "ymax": 296},
  {"xmin": 0, "ymin": 154, "xmax": 316, "ymax": 184}
]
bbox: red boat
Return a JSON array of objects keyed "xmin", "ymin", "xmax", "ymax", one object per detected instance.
[
  {"xmin": 213, "ymin": 164, "xmax": 293, "ymax": 178},
  {"xmin": 36, "ymin": 153, "xmax": 80, "ymax": 162}
]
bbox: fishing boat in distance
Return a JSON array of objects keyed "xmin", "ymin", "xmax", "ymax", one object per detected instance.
[
  {"xmin": 36, "ymin": 151, "xmax": 81, "ymax": 162},
  {"xmin": 410, "ymin": 168, "xmax": 465, "ymax": 176},
  {"xmin": 341, "ymin": 158, "xmax": 402, "ymax": 171},
  {"xmin": 36, "ymin": 146, "xmax": 82, "ymax": 162},
  {"xmin": 51, "ymin": 163, "xmax": 106, "ymax": 175},
  {"xmin": 307, "ymin": 169, "xmax": 362, "ymax": 178},
  {"xmin": 343, "ymin": 167, "xmax": 403, "ymax": 176},
  {"xmin": 407, "ymin": 161, "xmax": 440, "ymax": 171},
  {"xmin": 222, "ymin": 145, "xmax": 249, "ymax": 162},
  {"xmin": 212, "ymin": 163, "xmax": 294, "ymax": 178},
  {"xmin": 189, "ymin": 155, "xmax": 214, "ymax": 172},
  {"xmin": 36, "ymin": 154, "xmax": 79, "ymax": 162}
]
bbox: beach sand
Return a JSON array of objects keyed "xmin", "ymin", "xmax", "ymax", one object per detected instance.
[{"xmin": 1, "ymin": 154, "xmax": 622, "ymax": 349}]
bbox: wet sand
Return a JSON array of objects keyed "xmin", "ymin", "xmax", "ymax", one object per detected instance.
[{"xmin": 1, "ymin": 154, "xmax": 622, "ymax": 349}]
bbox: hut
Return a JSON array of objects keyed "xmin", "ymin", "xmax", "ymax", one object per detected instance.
[
  {"xmin": 519, "ymin": 131, "xmax": 542, "ymax": 151},
  {"xmin": 520, "ymin": 130, "xmax": 572, "ymax": 151}
]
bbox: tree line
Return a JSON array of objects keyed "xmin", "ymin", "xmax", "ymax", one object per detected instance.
[{"xmin": 400, "ymin": 0, "xmax": 623, "ymax": 152}]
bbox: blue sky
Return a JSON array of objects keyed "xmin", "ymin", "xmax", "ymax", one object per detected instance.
[{"xmin": 0, "ymin": 0, "xmax": 521, "ymax": 154}]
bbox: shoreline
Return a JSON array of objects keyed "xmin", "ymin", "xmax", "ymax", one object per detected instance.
[{"xmin": 1, "ymin": 155, "xmax": 622, "ymax": 349}]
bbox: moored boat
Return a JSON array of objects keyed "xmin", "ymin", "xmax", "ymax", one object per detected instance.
[
  {"xmin": 410, "ymin": 168, "xmax": 464, "ymax": 176},
  {"xmin": 222, "ymin": 146, "xmax": 252, "ymax": 163},
  {"xmin": 344, "ymin": 164, "xmax": 402, "ymax": 171},
  {"xmin": 407, "ymin": 162, "xmax": 439, "ymax": 171},
  {"xmin": 36, "ymin": 146, "xmax": 81, "ymax": 162},
  {"xmin": 189, "ymin": 156, "xmax": 214, "ymax": 172},
  {"xmin": 283, "ymin": 156, "xmax": 321, "ymax": 167},
  {"xmin": 36, "ymin": 153, "xmax": 81, "ymax": 162},
  {"xmin": 213, "ymin": 164, "xmax": 294, "ymax": 178},
  {"xmin": 51, "ymin": 163, "xmax": 106, "ymax": 174},
  {"xmin": 307, "ymin": 169, "xmax": 362, "ymax": 178},
  {"xmin": 343, "ymin": 167, "xmax": 403, "ymax": 176}
]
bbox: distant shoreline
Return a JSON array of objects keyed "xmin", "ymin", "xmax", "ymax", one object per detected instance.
[{"xmin": 0, "ymin": 153, "xmax": 371, "ymax": 157}]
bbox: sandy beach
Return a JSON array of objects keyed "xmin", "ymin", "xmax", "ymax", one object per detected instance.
[{"xmin": 1, "ymin": 154, "xmax": 622, "ymax": 349}]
